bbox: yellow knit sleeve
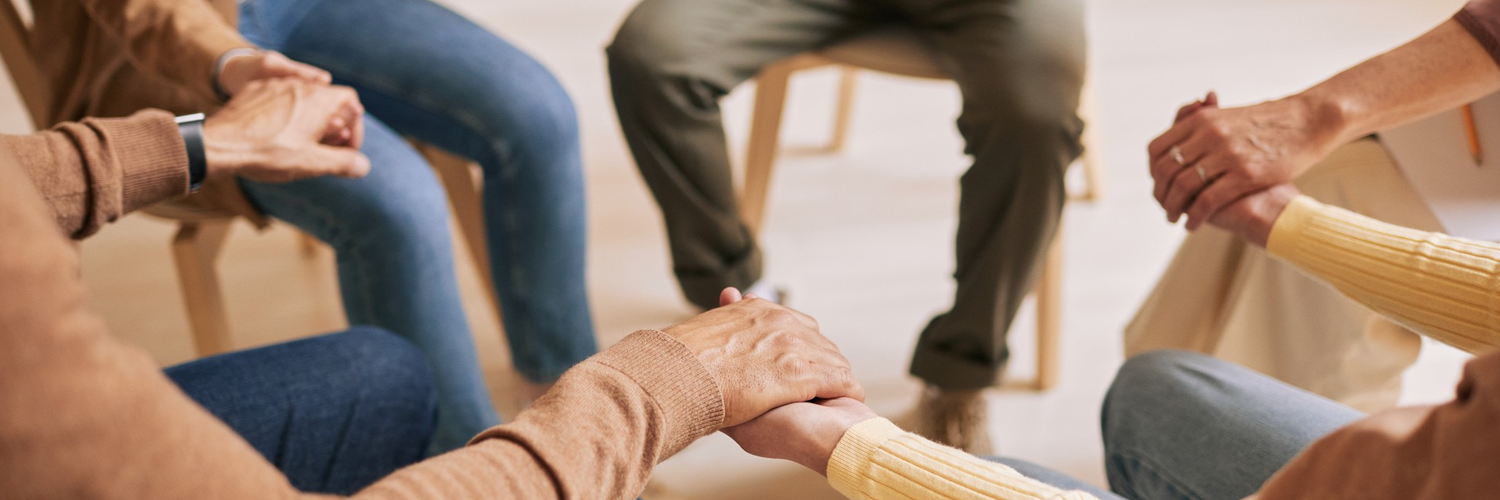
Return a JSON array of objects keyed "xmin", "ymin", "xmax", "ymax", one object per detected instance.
[
  {"xmin": 1267, "ymin": 195, "xmax": 1500, "ymax": 353},
  {"xmin": 826, "ymin": 418, "xmax": 1097, "ymax": 500}
]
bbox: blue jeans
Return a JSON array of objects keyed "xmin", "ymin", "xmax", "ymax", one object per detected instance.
[
  {"xmin": 166, "ymin": 328, "xmax": 436, "ymax": 494},
  {"xmin": 1100, "ymin": 350, "xmax": 1365, "ymax": 500},
  {"xmin": 235, "ymin": 0, "xmax": 599, "ymax": 453},
  {"xmin": 983, "ymin": 351, "xmax": 1363, "ymax": 500}
]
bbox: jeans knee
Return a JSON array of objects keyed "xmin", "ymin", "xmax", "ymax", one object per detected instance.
[
  {"xmin": 339, "ymin": 326, "xmax": 437, "ymax": 416},
  {"xmin": 1102, "ymin": 350, "xmax": 1203, "ymax": 445}
]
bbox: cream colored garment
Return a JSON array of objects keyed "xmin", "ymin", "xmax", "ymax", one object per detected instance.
[
  {"xmin": 828, "ymin": 418, "xmax": 1096, "ymax": 500},
  {"xmin": 1126, "ymin": 138, "xmax": 1441, "ymax": 412}
]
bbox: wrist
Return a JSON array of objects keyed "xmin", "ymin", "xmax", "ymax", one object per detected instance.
[
  {"xmin": 175, "ymin": 114, "xmax": 208, "ymax": 191},
  {"xmin": 1288, "ymin": 88, "xmax": 1358, "ymax": 145},
  {"xmin": 199, "ymin": 117, "xmax": 252, "ymax": 181},
  {"xmin": 213, "ymin": 48, "xmax": 263, "ymax": 100}
]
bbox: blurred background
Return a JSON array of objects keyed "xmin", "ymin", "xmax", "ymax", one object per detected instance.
[{"xmin": 0, "ymin": 0, "xmax": 1476, "ymax": 498}]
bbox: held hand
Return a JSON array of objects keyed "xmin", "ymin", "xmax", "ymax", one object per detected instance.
[
  {"xmin": 663, "ymin": 289, "xmax": 863, "ymax": 428},
  {"xmin": 217, "ymin": 50, "xmax": 332, "ymax": 97},
  {"xmin": 202, "ymin": 79, "xmax": 370, "ymax": 183},
  {"xmin": 723, "ymin": 398, "xmax": 878, "ymax": 476},
  {"xmin": 1147, "ymin": 92, "xmax": 1344, "ymax": 230},
  {"xmin": 1206, "ymin": 183, "xmax": 1301, "ymax": 248}
]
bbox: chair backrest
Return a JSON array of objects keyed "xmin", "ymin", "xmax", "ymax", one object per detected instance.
[{"xmin": 0, "ymin": 0, "xmax": 51, "ymax": 129}]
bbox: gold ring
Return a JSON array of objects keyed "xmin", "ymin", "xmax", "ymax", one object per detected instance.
[
  {"xmin": 1171, "ymin": 146, "xmax": 1186, "ymax": 166},
  {"xmin": 1196, "ymin": 165, "xmax": 1208, "ymax": 183}
]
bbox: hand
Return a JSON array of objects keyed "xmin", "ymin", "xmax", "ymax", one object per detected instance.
[
  {"xmin": 217, "ymin": 50, "xmax": 332, "ymax": 97},
  {"xmin": 1206, "ymin": 183, "xmax": 1301, "ymax": 247},
  {"xmin": 723, "ymin": 398, "xmax": 878, "ymax": 476},
  {"xmin": 202, "ymin": 78, "xmax": 370, "ymax": 183},
  {"xmin": 663, "ymin": 288, "xmax": 863, "ymax": 428},
  {"xmin": 1147, "ymin": 92, "xmax": 1344, "ymax": 230}
]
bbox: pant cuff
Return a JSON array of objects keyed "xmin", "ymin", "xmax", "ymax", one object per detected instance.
[{"xmin": 909, "ymin": 348, "xmax": 1006, "ymax": 390}]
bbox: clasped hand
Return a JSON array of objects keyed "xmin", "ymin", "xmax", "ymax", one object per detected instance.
[
  {"xmin": 1147, "ymin": 92, "xmax": 1315, "ymax": 246},
  {"xmin": 203, "ymin": 50, "xmax": 370, "ymax": 183}
]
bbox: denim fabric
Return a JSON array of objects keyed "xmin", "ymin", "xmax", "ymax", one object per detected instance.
[
  {"xmin": 1101, "ymin": 350, "xmax": 1365, "ymax": 500},
  {"xmin": 166, "ymin": 328, "xmax": 436, "ymax": 495},
  {"xmin": 987, "ymin": 457, "xmax": 1125, "ymax": 499},
  {"xmin": 235, "ymin": 0, "xmax": 599, "ymax": 452}
]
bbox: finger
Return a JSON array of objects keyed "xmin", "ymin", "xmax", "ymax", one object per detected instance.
[
  {"xmin": 720, "ymin": 287, "xmax": 743, "ymax": 307},
  {"xmin": 1152, "ymin": 133, "xmax": 1214, "ymax": 206},
  {"xmin": 810, "ymin": 362, "xmax": 864, "ymax": 403},
  {"xmin": 1184, "ymin": 174, "xmax": 1253, "ymax": 231},
  {"xmin": 305, "ymin": 145, "xmax": 372, "ymax": 179},
  {"xmin": 1174, "ymin": 99, "xmax": 1204, "ymax": 124},
  {"xmin": 1147, "ymin": 113, "xmax": 1201, "ymax": 161},
  {"xmin": 1161, "ymin": 159, "xmax": 1210, "ymax": 223},
  {"xmin": 1203, "ymin": 90, "xmax": 1219, "ymax": 107}
]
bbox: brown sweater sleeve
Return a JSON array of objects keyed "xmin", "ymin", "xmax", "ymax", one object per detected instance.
[
  {"xmin": 0, "ymin": 152, "xmax": 726, "ymax": 498},
  {"xmin": 70, "ymin": 0, "xmax": 252, "ymax": 103},
  {"xmin": 3, "ymin": 109, "xmax": 189, "ymax": 239},
  {"xmin": 1456, "ymin": 0, "xmax": 1500, "ymax": 66},
  {"xmin": 1256, "ymin": 351, "xmax": 1500, "ymax": 499}
]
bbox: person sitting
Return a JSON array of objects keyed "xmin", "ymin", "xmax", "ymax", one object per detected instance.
[
  {"xmin": 1127, "ymin": 0, "xmax": 1500, "ymax": 411},
  {"xmin": 606, "ymin": 0, "xmax": 1088, "ymax": 454},
  {"xmin": 29, "ymin": 0, "xmax": 599, "ymax": 452},
  {"xmin": 717, "ymin": 3, "xmax": 1500, "ymax": 499}
]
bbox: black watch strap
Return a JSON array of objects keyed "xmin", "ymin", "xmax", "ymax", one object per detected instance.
[{"xmin": 176, "ymin": 113, "xmax": 208, "ymax": 191}]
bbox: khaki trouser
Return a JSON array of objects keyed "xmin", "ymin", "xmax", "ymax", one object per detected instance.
[
  {"xmin": 607, "ymin": 0, "xmax": 1086, "ymax": 389},
  {"xmin": 1127, "ymin": 138, "xmax": 1436, "ymax": 413}
]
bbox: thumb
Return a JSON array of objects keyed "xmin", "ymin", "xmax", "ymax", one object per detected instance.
[
  {"xmin": 720, "ymin": 287, "xmax": 743, "ymax": 307},
  {"xmin": 304, "ymin": 145, "xmax": 371, "ymax": 179}
]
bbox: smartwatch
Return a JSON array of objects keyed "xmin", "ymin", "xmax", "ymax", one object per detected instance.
[{"xmin": 175, "ymin": 113, "xmax": 208, "ymax": 192}]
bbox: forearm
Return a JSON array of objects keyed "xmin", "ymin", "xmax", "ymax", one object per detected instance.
[
  {"xmin": 73, "ymin": 0, "xmax": 252, "ymax": 102},
  {"xmin": 828, "ymin": 419, "xmax": 1096, "ymax": 500},
  {"xmin": 1296, "ymin": 18, "xmax": 1500, "ymax": 145},
  {"xmin": 357, "ymin": 330, "xmax": 725, "ymax": 499},
  {"xmin": 3, "ymin": 110, "xmax": 189, "ymax": 239},
  {"xmin": 1267, "ymin": 196, "xmax": 1500, "ymax": 353}
]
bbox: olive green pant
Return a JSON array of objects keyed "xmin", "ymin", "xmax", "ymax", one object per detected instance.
[{"xmin": 607, "ymin": 0, "xmax": 1085, "ymax": 389}]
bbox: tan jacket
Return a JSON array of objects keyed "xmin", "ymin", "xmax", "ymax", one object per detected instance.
[{"xmin": 29, "ymin": 0, "xmax": 266, "ymax": 225}]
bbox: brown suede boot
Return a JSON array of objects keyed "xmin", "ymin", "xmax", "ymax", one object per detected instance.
[{"xmin": 895, "ymin": 385, "xmax": 993, "ymax": 455}]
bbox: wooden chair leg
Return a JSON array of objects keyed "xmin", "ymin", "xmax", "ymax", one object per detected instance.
[
  {"xmin": 171, "ymin": 219, "xmax": 234, "ymax": 358},
  {"xmin": 826, "ymin": 65, "xmax": 859, "ymax": 153},
  {"xmin": 419, "ymin": 144, "xmax": 503, "ymax": 322},
  {"xmin": 1033, "ymin": 229, "xmax": 1064, "ymax": 391},
  {"xmin": 741, "ymin": 60, "xmax": 800, "ymax": 236},
  {"xmin": 1075, "ymin": 79, "xmax": 1104, "ymax": 202}
]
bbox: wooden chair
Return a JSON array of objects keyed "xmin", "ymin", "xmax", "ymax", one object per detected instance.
[
  {"xmin": 0, "ymin": 0, "xmax": 501, "ymax": 357},
  {"xmin": 741, "ymin": 26, "xmax": 1103, "ymax": 391}
]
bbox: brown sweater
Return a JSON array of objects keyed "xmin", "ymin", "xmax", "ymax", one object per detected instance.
[
  {"xmin": 0, "ymin": 113, "xmax": 726, "ymax": 498},
  {"xmin": 30, "ymin": 0, "xmax": 267, "ymax": 226}
]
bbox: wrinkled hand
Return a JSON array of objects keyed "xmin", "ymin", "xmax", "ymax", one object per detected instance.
[
  {"xmin": 663, "ymin": 288, "xmax": 863, "ymax": 428},
  {"xmin": 723, "ymin": 398, "xmax": 877, "ymax": 476},
  {"xmin": 202, "ymin": 79, "xmax": 370, "ymax": 183},
  {"xmin": 1206, "ymin": 183, "xmax": 1301, "ymax": 248},
  {"xmin": 217, "ymin": 50, "xmax": 332, "ymax": 97},
  {"xmin": 1148, "ymin": 92, "xmax": 1343, "ymax": 230}
]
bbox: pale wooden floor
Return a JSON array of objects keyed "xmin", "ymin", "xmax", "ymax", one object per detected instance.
[{"xmin": 0, "ymin": 0, "xmax": 1477, "ymax": 498}]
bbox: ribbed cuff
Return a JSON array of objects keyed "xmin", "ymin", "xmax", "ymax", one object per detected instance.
[
  {"xmin": 591, "ymin": 330, "xmax": 725, "ymax": 455},
  {"xmin": 827, "ymin": 417, "xmax": 903, "ymax": 499},
  {"xmin": 97, "ymin": 110, "xmax": 191, "ymax": 214},
  {"xmin": 1265, "ymin": 195, "xmax": 1322, "ymax": 263}
]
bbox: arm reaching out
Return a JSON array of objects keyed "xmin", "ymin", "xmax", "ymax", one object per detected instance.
[{"xmin": 1149, "ymin": 7, "xmax": 1500, "ymax": 230}]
